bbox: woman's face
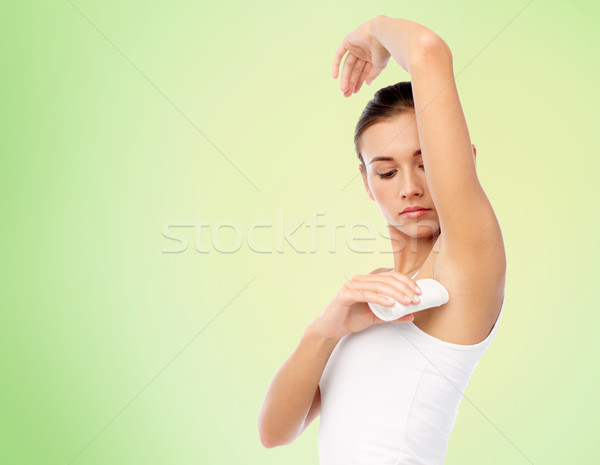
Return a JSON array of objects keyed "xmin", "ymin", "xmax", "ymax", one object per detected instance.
[{"xmin": 359, "ymin": 111, "xmax": 440, "ymax": 239}]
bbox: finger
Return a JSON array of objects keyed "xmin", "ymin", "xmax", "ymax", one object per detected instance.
[
  {"xmin": 332, "ymin": 42, "xmax": 348, "ymax": 79},
  {"xmin": 351, "ymin": 59, "xmax": 367, "ymax": 94},
  {"xmin": 360, "ymin": 62, "xmax": 374, "ymax": 86},
  {"xmin": 347, "ymin": 277, "xmax": 406, "ymax": 305},
  {"xmin": 354, "ymin": 60, "xmax": 370, "ymax": 93},
  {"xmin": 366, "ymin": 277, "xmax": 421, "ymax": 305},
  {"xmin": 361, "ymin": 271, "xmax": 420, "ymax": 293},
  {"xmin": 349, "ymin": 288, "xmax": 397, "ymax": 307},
  {"xmin": 380, "ymin": 271, "xmax": 422, "ymax": 293},
  {"xmin": 340, "ymin": 53, "xmax": 358, "ymax": 94},
  {"xmin": 365, "ymin": 65, "xmax": 383, "ymax": 87},
  {"xmin": 360, "ymin": 278, "xmax": 417, "ymax": 305},
  {"xmin": 354, "ymin": 79, "xmax": 365, "ymax": 94}
]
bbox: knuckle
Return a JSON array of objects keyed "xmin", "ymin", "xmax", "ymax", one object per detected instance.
[{"xmin": 338, "ymin": 287, "xmax": 352, "ymax": 302}]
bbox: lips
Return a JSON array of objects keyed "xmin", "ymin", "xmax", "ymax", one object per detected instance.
[
  {"xmin": 401, "ymin": 206, "xmax": 429, "ymax": 214},
  {"xmin": 400, "ymin": 206, "xmax": 431, "ymax": 219}
]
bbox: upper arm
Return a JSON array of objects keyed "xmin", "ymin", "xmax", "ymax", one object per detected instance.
[
  {"xmin": 301, "ymin": 386, "xmax": 321, "ymax": 433},
  {"xmin": 409, "ymin": 34, "xmax": 506, "ymax": 271}
]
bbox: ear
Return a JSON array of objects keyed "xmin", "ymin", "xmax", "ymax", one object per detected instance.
[{"xmin": 360, "ymin": 164, "xmax": 375, "ymax": 201}]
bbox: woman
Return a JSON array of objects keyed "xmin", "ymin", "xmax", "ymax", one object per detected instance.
[{"xmin": 258, "ymin": 15, "xmax": 506, "ymax": 464}]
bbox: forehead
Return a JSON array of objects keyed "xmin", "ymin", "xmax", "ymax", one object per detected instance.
[{"xmin": 360, "ymin": 113, "xmax": 420, "ymax": 163}]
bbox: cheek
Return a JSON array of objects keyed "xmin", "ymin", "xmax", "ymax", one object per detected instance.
[
  {"xmin": 372, "ymin": 181, "xmax": 396, "ymax": 199},
  {"xmin": 372, "ymin": 191, "xmax": 396, "ymax": 211}
]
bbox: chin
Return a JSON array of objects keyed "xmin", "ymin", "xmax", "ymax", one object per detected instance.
[{"xmin": 404, "ymin": 221, "xmax": 440, "ymax": 238}]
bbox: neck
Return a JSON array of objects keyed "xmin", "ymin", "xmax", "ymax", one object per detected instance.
[{"xmin": 388, "ymin": 224, "xmax": 440, "ymax": 275}]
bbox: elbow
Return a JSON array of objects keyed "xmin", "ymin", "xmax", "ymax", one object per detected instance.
[
  {"xmin": 258, "ymin": 424, "xmax": 297, "ymax": 449},
  {"xmin": 417, "ymin": 31, "xmax": 450, "ymax": 53},
  {"xmin": 257, "ymin": 404, "xmax": 302, "ymax": 448},
  {"xmin": 412, "ymin": 31, "xmax": 452, "ymax": 63},
  {"xmin": 258, "ymin": 415, "xmax": 275, "ymax": 449},
  {"xmin": 259, "ymin": 433, "xmax": 276, "ymax": 449},
  {"xmin": 258, "ymin": 430, "xmax": 288, "ymax": 449},
  {"xmin": 258, "ymin": 425, "xmax": 297, "ymax": 449},
  {"xmin": 257, "ymin": 416, "xmax": 285, "ymax": 449}
]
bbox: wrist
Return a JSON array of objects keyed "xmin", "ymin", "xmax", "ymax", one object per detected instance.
[
  {"xmin": 306, "ymin": 316, "xmax": 345, "ymax": 345},
  {"xmin": 368, "ymin": 15, "xmax": 388, "ymax": 50},
  {"xmin": 368, "ymin": 16, "xmax": 433, "ymax": 73}
]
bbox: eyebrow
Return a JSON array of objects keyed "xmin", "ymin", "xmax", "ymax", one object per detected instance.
[{"xmin": 368, "ymin": 149, "xmax": 422, "ymax": 165}]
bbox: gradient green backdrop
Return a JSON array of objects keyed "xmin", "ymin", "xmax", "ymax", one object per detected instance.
[{"xmin": 2, "ymin": 0, "xmax": 599, "ymax": 463}]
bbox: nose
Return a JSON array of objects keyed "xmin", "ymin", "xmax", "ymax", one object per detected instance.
[{"xmin": 399, "ymin": 170, "xmax": 423, "ymax": 199}]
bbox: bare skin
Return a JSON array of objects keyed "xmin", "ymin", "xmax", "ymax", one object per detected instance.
[
  {"xmin": 334, "ymin": 15, "xmax": 506, "ymax": 345},
  {"xmin": 258, "ymin": 14, "xmax": 506, "ymax": 449}
]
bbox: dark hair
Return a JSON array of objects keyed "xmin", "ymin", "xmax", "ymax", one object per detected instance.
[{"xmin": 354, "ymin": 81, "xmax": 415, "ymax": 172}]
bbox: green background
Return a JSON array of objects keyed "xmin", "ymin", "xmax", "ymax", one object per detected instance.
[{"xmin": 2, "ymin": 0, "xmax": 598, "ymax": 463}]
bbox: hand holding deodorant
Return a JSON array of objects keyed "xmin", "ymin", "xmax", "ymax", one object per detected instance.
[{"xmin": 368, "ymin": 278, "xmax": 450, "ymax": 322}]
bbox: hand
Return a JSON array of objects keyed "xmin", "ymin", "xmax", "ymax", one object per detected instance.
[
  {"xmin": 313, "ymin": 268, "xmax": 422, "ymax": 340},
  {"xmin": 331, "ymin": 15, "xmax": 391, "ymax": 98}
]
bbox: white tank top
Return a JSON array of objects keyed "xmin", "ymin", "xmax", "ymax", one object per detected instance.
[{"xmin": 318, "ymin": 271, "xmax": 505, "ymax": 464}]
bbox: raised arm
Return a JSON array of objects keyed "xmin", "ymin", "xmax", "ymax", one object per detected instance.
[{"xmin": 367, "ymin": 16, "xmax": 505, "ymax": 272}]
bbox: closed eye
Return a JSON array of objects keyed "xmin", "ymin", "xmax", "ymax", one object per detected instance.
[
  {"xmin": 378, "ymin": 166, "xmax": 424, "ymax": 179},
  {"xmin": 378, "ymin": 170, "xmax": 396, "ymax": 179}
]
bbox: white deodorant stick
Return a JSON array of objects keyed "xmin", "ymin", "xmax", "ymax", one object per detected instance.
[{"xmin": 368, "ymin": 278, "xmax": 450, "ymax": 322}]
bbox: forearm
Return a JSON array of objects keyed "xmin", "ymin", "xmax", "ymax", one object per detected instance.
[
  {"xmin": 370, "ymin": 15, "xmax": 447, "ymax": 74},
  {"xmin": 257, "ymin": 318, "xmax": 342, "ymax": 448}
]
